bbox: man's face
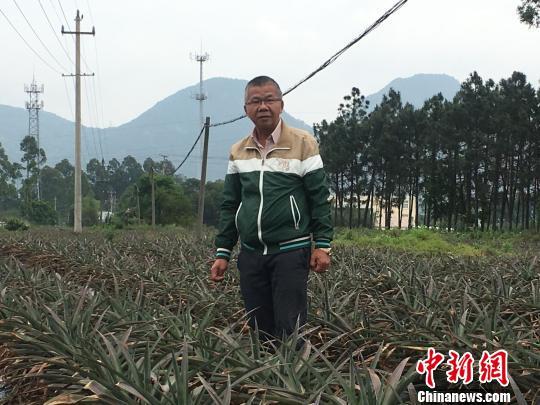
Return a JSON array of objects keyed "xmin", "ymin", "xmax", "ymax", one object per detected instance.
[{"xmin": 244, "ymin": 83, "xmax": 284, "ymax": 134}]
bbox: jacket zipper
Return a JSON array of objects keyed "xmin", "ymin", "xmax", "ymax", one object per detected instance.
[
  {"xmin": 246, "ymin": 145, "xmax": 290, "ymax": 255},
  {"xmin": 257, "ymin": 158, "xmax": 268, "ymax": 254}
]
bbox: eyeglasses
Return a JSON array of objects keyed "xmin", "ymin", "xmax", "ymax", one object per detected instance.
[{"xmin": 245, "ymin": 97, "xmax": 282, "ymax": 107}]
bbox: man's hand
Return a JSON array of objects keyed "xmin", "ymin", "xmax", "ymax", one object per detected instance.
[
  {"xmin": 210, "ymin": 258, "xmax": 229, "ymax": 282},
  {"xmin": 310, "ymin": 249, "xmax": 331, "ymax": 273}
]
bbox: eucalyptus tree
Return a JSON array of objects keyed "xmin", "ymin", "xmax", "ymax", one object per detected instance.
[
  {"xmin": 0, "ymin": 142, "xmax": 22, "ymax": 211},
  {"xmin": 19, "ymin": 135, "xmax": 46, "ymax": 203},
  {"xmin": 518, "ymin": 0, "xmax": 540, "ymax": 27},
  {"xmin": 87, "ymin": 158, "xmax": 109, "ymax": 216}
]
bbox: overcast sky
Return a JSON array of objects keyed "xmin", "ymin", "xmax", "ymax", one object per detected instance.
[{"xmin": 1, "ymin": 0, "xmax": 539, "ymax": 129}]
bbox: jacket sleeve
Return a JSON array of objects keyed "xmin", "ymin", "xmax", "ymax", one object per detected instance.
[
  {"xmin": 302, "ymin": 141, "xmax": 333, "ymax": 248},
  {"xmin": 214, "ymin": 157, "xmax": 241, "ymax": 260}
]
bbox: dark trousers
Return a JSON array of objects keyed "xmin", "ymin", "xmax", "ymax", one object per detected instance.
[{"xmin": 237, "ymin": 247, "xmax": 310, "ymax": 341}]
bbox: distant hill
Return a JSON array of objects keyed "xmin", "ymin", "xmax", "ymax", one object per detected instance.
[
  {"xmin": 0, "ymin": 74, "xmax": 462, "ymax": 180},
  {"xmin": 0, "ymin": 78, "xmax": 311, "ymax": 180},
  {"xmin": 366, "ymin": 73, "xmax": 461, "ymax": 109}
]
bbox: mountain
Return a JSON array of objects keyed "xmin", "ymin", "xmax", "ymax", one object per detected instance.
[
  {"xmin": 366, "ymin": 73, "xmax": 461, "ymax": 109},
  {"xmin": 0, "ymin": 77, "xmax": 311, "ymax": 180},
  {"xmin": 0, "ymin": 74, "xmax": 462, "ymax": 180}
]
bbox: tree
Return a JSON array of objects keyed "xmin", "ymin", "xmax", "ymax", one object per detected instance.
[
  {"xmin": 86, "ymin": 158, "xmax": 108, "ymax": 217},
  {"xmin": 0, "ymin": 142, "xmax": 22, "ymax": 212},
  {"xmin": 315, "ymin": 87, "xmax": 370, "ymax": 228},
  {"xmin": 118, "ymin": 173, "xmax": 194, "ymax": 226},
  {"xmin": 40, "ymin": 166, "xmax": 64, "ymax": 208},
  {"xmin": 107, "ymin": 156, "xmax": 144, "ymax": 202},
  {"xmin": 20, "ymin": 135, "xmax": 46, "ymax": 202},
  {"xmin": 202, "ymin": 180, "xmax": 224, "ymax": 227},
  {"xmin": 143, "ymin": 157, "xmax": 156, "ymax": 173},
  {"xmin": 518, "ymin": 0, "xmax": 540, "ymax": 27},
  {"xmin": 20, "ymin": 135, "xmax": 46, "ymax": 179},
  {"xmin": 68, "ymin": 196, "xmax": 100, "ymax": 227},
  {"xmin": 21, "ymin": 200, "xmax": 57, "ymax": 225},
  {"xmin": 38, "ymin": 160, "xmax": 92, "ymax": 225},
  {"xmin": 81, "ymin": 197, "xmax": 100, "ymax": 226}
]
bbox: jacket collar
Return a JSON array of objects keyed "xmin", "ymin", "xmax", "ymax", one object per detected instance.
[{"xmin": 244, "ymin": 120, "xmax": 293, "ymax": 150}]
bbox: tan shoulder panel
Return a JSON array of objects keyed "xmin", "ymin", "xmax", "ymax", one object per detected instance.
[
  {"xmin": 229, "ymin": 134, "xmax": 256, "ymax": 161},
  {"xmin": 284, "ymin": 125, "xmax": 320, "ymax": 161}
]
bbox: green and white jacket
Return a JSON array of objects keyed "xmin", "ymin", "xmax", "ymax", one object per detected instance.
[{"xmin": 215, "ymin": 122, "xmax": 333, "ymax": 260}]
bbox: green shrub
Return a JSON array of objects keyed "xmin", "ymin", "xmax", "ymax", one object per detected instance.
[
  {"xmin": 21, "ymin": 200, "xmax": 58, "ymax": 225},
  {"xmin": 4, "ymin": 217, "xmax": 29, "ymax": 231}
]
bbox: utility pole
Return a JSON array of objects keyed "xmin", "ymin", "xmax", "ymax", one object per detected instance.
[
  {"xmin": 197, "ymin": 117, "xmax": 210, "ymax": 236},
  {"xmin": 191, "ymin": 50, "xmax": 209, "ymax": 175},
  {"xmin": 150, "ymin": 165, "xmax": 156, "ymax": 227},
  {"xmin": 62, "ymin": 10, "xmax": 95, "ymax": 233},
  {"xmin": 134, "ymin": 184, "xmax": 141, "ymax": 225},
  {"xmin": 24, "ymin": 77, "xmax": 44, "ymax": 200}
]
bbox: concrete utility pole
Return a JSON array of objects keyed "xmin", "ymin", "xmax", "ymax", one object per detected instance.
[
  {"xmin": 197, "ymin": 117, "xmax": 210, "ymax": 236},
  {"xmin": 150, "ymin": 165, "xmax": 156, "ymax": 228},
  {"xmin": 24, "ymin": 77, "xmax": 44, "ymax": 200},
  {"xmin": 134, "ymin": 184, "xmax": 141, "ymax": 224},
  {"xmin": 62, "ymin": 10, "xmax": 95, "ymax": 233}
]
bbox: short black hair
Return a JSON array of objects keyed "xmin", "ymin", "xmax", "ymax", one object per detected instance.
[{"xmin": 245, "ymin": 76, "xmax": 282, "ymax": 100}]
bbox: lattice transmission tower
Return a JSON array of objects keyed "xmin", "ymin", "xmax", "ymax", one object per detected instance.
[{"xmin": 25, "ymin": 77, "xmax": 44, "ymax": 200}]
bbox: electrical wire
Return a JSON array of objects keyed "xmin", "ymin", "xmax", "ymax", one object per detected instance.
[
  {"xmin": 283, "ymin": 0, "xmax": 408, "ymax": 95},
  {"xmin": 85, "ymin": 0, "xmax": 106, "ymax": 163},
  {"xmin": 57, "ymin": 0, "xmax": 71, "ymax": 31},
  {"xmin": 209, "ymin": 0, "xmax": 408, "ymax": 128},
  {"xmin": 38, "ymin": 0, "xmax": 74, "ymax": 66},
  {"xmin": 12, "ymin": 0, "xmax": 69, "ymax": 72},
  {"xmin": 0, "ymin": 6, "xmax": 62, "ymax": 74},
  {"xmin": 172, "ymin": 126, "xmax": 206, "ymax": 174},
  {"xmin": 48, "ymin": 0, "xmax": 72, "ymax": 50},
  {"xmin": 172, "ymin": 0, "xmax": 409, "ymax": 175},
  {"xmin": 83, "ymin": 79, "xmax": 100, "ymax": 159},
  {"xmin": 62, "ymin": 77, "xmax": 74, "ymax": 118},
  {"xmin": 54, "ymin": 0, "xmax": 101, "ymax": 162}
]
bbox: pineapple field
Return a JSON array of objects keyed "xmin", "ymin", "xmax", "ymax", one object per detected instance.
[{"xmin": 0, "ymin": 227, "xmax": 539, "ymax": 404}]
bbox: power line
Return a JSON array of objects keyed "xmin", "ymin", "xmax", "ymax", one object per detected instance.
[
  {"xmin": 173, "ymin": 0, "xmax": 409, "ymax": 174},
  {"xmin": 12, "ymin": 0, "xmax": 69, "ymax": 72},
  {"xmin": 0, "ymin": 6, "xmax": 62, "ymax": 74},
  {"xmin": 38, "ymin": 0, "xmax": 74, "ymax": 65},
  {"xmin": 47, "ymin": 0, "xmax": 72, "ymax": 50},
  {"xmin": 57, "ymin": 0, "xmax": 71, "ymax": 31},
  {"xmin": 55, "ymin": 0, "xmax": 103, "ymax": 162},
  {"xmin": 172, "ymin": 125, "xmax": 206, "ymax": 174},
  {"xmin": 210, "ymin": 0, "xmax": 408, "ymax": 128},
  {"xmin": 83, "ymin": 80, "xmax": 100, "ymax": 159},
  {"xmin": 62, "ymin": 76, "xmax": 74, "ymax": 119},
  {"xmin": 85, "ymin": 0, "xmax": 106, "ymax": 162},
  {"xmin": 284, "ymin": 0, "xmax": 408, "ymax": 95}
]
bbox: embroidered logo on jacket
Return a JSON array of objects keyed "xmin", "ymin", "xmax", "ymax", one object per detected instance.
[{"xmin": 276, "ymin": 158, "xmax": 290, "ymax": 172}]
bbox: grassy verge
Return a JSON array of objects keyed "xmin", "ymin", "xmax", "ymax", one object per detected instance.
[{"xmin": 335, "ymin": 227, "xmax": 540, "ymax": 257}]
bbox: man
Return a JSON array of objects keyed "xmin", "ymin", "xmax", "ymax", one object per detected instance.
[{"xmin": 210, "ymin": 76, "xmax": 333, "ymax": 341}]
